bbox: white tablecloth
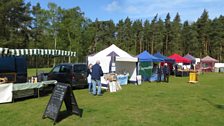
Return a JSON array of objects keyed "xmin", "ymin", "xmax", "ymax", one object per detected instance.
[
  {"xmin": 0, "ymin": 80, "xmax": 57, "ymax": 103},
  {"xmin": 0, "ymin": 83, "xmax": 13, "ymax": 103}
]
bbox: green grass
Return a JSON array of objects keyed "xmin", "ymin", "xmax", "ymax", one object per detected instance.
[
  {"xmin": 0, "ymin": 73, "xmax": 224, "ymax": 126},
  {"xmin": 27, "ymin": 68, "xmax": 52, "ymax": 77}
]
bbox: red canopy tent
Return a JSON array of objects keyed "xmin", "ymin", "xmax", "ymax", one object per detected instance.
[{"xmin": 168, "ymin": 53, "xmax": 191, "ymax": 63}]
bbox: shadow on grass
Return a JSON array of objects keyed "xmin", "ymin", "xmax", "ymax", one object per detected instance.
[
  {"xmin": 202, "ymin": 98, "xmax": 224, "ymax": 110},
  {"xmin": 55, "ymin": 108, "xmax": 83, "ymax": 123},
  {"xmin": 42, "ymin": 109, "xmax": 83, "ymax": 125}
]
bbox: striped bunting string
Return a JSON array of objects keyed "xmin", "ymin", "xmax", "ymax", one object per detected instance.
[
  {"xmin": 0, "ymin": 48, "xmax": 76, "ymax": 57},
  {"xmin": 0, "ymin": 48, "xmax": 9, "ymax": 56}
]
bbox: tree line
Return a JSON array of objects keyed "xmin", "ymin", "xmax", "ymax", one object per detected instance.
[{"xmin": 0, "ymin": 0, "xmax": 223, "ymax": 67}]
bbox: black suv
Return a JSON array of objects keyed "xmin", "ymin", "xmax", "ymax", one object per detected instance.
[{"xmin": 48, "ymin": 63, "xmax": 87, "ymax": 87}]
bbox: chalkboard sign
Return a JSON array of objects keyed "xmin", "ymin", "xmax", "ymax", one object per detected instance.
[{"xmin": 42, "ymin": 83, "xmax": 81, "ymax": 124}]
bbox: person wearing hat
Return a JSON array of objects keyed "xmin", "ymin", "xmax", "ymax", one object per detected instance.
[{"xmin": 163, "ymin": 63, "xmax": 170, "ymax": 83}]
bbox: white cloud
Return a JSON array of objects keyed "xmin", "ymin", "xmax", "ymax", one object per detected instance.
[
  {"xmin": 104, "ymin": 0, "xmax": 224, "ymax": 21},
  {"xmin": 125, "ymin": 5, "xmax": 140, "ymax": 14},
  {"xmin": 105, "ymin": 1, "xmax": 121, "ymax": 12}
]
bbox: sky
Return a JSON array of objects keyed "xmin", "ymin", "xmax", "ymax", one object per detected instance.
[{"xmin": 25, "ymin": 0, "xmax": 224, "ymax": 23}]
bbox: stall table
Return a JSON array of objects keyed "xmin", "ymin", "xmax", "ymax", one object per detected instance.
[
  {"xmin": 176, "ymin": 69, "xmax": 190, "ymax": 77},
  {"xmin": 13, "ymin": 80, "xmax": 57, "ymax": 99},
  {"xmin": 117, "ymin": 74, "xmax": 128, "ymax": 85},
  {"xmin": 0, "ymin": 80, "xmax": 57, "ymax": 103}
]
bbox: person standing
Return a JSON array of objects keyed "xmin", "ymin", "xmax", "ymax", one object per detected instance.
[
  {"xmin": 87, "ymin": 64, "xmax": 93, "ymax": 93},
  {"xmin": 157, "ymin": 65, "xmax": 162, "ymax": 82},
  {"xmin": 174, "ymin": 64, "xmax": 178, "ymax": 76},
  {"xmin": 163, "ymin": 63, "xmax": 170, "ymax": 83},
  {"xmin": 91, "ymin": 60, "xmax": 103, "ymax": 96}
]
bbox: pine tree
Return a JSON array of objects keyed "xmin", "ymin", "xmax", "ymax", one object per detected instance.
[
  {"xmin": 164, "ymin": 13, "xmax": 172, "ymax": 55},
  {"xmin": 143, "ymin": 19, "xmax": 151, "ymax": 52},
  {"xmin": 0, "ymin": 0, "xmax": 32, "ymax": 48},
  {"xmin": 123, "ymin": 17, "xmax": 133, "ymax": 53},
  {"xmin": 196, "ymin": 9, "xmax": 210, "ymax": 57},
  {"xmin": 209, "ymin": 16, "xmax": 224, "ymax": 62},
  {"xmin": 154, "ymin": 18, "xmax": 165, "ymax": 53},
  {"xmin": 181, "ymin": 21, "xmax": 191, "ymax": 54},
  {"xmin": 171, "ymin": 13, "xmax": 182, "ymax": 54},
  {"xmin": 190, "ymin": 23, "xmax": 200, "ymax": 57},
  {"xmin": 116, "ymin": 20, "xmax": 125, "ymax": 49},
  {"xmin": 149, "ymin": 14, "xmax": 158, "ymax": 54},
  {"xmin": 132, "ymin": 19, "xmax": 143, "ymax": 54}
]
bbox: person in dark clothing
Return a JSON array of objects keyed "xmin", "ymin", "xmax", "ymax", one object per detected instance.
[
  {"xmin": 152, "ymin": 64, "xmax": 158, "ymax": 74},
  {"xmin": 190, "ymin": 63, "xmax": 194, "ymax": 70},
  {"xmin": 163, "ymin": 63, "xmax": 170, "ymax": 83},
  {"xmin": 174, "ymin": 64, "xmax": 178, "ymax": 76},
  {"xmin": 91, "ymin": 60, "xmax": 103, "ymax": 96},
  {"xmin": 157, "ymin": 65, "xmax": 162, "ymax": 82},
  {"xmin": 87, "ymin": 64, "xmax": 93, "ymax": 93}
]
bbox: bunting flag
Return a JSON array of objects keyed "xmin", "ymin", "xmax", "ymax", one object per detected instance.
[
  {"xmin": 0, "ymin": 48, "xmax": 9, "ymax": 56},
  {"xmin": 0, "ymin": 48, "xmax": 76, "ymax": 57}
]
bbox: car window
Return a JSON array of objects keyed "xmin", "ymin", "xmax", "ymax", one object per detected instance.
[
  {"xmin": 52, "ymin": 66, "xmax": 60, "ymax": 73},
  {"xmin": 60, "ymin": 65, "xmax": 71, "ymax": 73},
  {"xmin": 74, "ymin": 65, "xmax": 87, "ymax": 73}
]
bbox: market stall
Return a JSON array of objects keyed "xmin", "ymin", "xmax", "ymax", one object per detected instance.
[
  {"xmin": 168, "ymin": 53, "xmax": 191, "ymax": 76},
  {"xmin": 153, "ymin": 52, "xmax": 175, "ymax": 63},
  {"xmin": 0, "ymin": 80, "xmax": 57, "ymax": 103},
  {"xmin": 184, "ymin": 54, "xmax": 196, "ymax": 64},
  {"xmin": 0, "ymin": 47, "xmax": 76, "ymax": 103},
  {"xmin": 214, "ymin": 63, "xmax": 224, "ymax": 72},
  {"xmin": 201, "ymin": 56, "xmax": 218, "ymax": 72},
  {"xmin": 169, "ymin": 54, "xmax": 191, "ymax": 64},
  {"xmin": 88, "ymin": 44, "xmax": 138, "ymax": 87},
  {"xmin": 154, "ymin": 52, "xmax": 175, "ymax": 76},
  {"xmin": 137, "ymin": 51, "xmax": 163, "ymax": 81}
]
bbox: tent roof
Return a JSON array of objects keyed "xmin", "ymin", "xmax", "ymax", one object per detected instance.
[
  {"xmin": 107, "ymin": 51, "xmax": 119, "ymax": 57},
  {"xmin": 153, "ymin": 52, "xmax": 175, "ymax": 63},
  {"xmin": 201, "ymin": 55, "xmax": 218, "ymax": 62},
  {"xmin": 184, "ymin": 54, "xmax": 196, "ymax": 63},
  {"xmin": 168, "ymin": 53, "xmax": 191, "ymax": 63},
  {"xmin": 92, "ymin": 44, "xmax": 134, "ymax": 58},
  {"xmin": 89, "ymin": 44, "xmax": 137, "ymax": 62},
  {"xmin": 137, "ymin": 50, "xmax": 163, "ymax": 62}
]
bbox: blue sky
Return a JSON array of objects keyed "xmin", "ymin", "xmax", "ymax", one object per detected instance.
[{"xmin": 25, "ymin": 0, "xmax": 224, "ymax": 23}]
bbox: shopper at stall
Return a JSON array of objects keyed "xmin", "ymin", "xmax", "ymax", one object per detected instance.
[
  {"xmin": 190, "ymin": 63, "xmax": 194, "ymax": 70},
  {"xmin": 163, "ymin": 63, "xmax": 170, "ymax": 83},
  {"xmin": 174, "ymin": 64, "xmax": 178, "ymax": 76},
  {"xmin": 87, "ymin": 64, "xmax": 93, "ymax": 93},
  {"xmin": 157, "ymin": 65, "xmax": 162, "ymax": 82},
  {"xmin": 91, "ymin": 60, "xmax": 104, "ymax": 96}
]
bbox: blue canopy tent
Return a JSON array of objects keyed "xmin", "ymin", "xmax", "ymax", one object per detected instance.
[
  {"xmin": 153, "ymin": 52, "xmax": 175, "ymax": 63},
  {"xmin": 137, "ymin": 51, "xmax": 163, "ymax": 81},
  {"xmin": 138, "ymin": 51, "xmax": 164, "ymax": 62}
]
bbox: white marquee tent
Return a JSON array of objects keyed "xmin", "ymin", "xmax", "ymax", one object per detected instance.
[
  {"xmin": 214, "ymin": 63, "xmax": 224, "ymax": 72},
  {"xmin": 88, "ymin": 44, "xmax": 138, "ymax": 83}
]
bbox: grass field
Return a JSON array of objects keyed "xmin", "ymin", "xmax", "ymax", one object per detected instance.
[
  {"xmin": 0, "ymin": 72, "xmax": 224, "ymax": 126},
  {"xmin": 27, "ymin": 68, "xmax": 52, "ymax": 77}
]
